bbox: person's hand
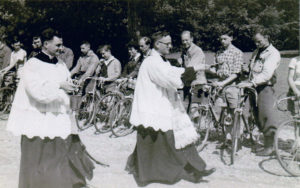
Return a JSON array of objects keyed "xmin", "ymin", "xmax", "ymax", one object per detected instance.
[
  {"xmin": 60, "ymin": 81, "xmax": 77, "ymax": 93},
  {"xmin": 238, "ymin": 81, "xmax": 253, "ymax": 88},
  {"xmin": 98, "ymin": 77, "xmax": 107, "ymax": 84},
  {"xmin": 212, "ymin": 81, "xmax": 224, "ymax": 88},
  {"xmin": 116, "ymin": 78, "xmax": 127, "ymax": 83},
  {"xmin": 177, "ymin": 58, "xmax": 183, "ymax": 66},
  {"xmin": 181, "ymin": 67, "xmax": 196, "ymax": 87},
  {"xmin": 295, "ymin": 90, "xmax": 300, "ymax": 99}
]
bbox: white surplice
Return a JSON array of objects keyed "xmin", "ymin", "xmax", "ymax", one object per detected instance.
[
  {"xmin": 6, "ymin": 57, "xmax": 75, "ymax": 139},
  {"xmin": 130, "ymin": 50, "xmax": 199, "ymax": 149}
]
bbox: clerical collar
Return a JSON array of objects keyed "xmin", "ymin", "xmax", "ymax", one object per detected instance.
[
  {"xmin": 160, "ymin": 55, "xmax": 167, "ymax": 62},
  {"xmin": 35, "ymin": 51, "xmax": 58, "ymax": 64}
]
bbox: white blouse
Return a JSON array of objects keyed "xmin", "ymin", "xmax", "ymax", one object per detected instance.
[
  {"xmin": 289, "ymin": 57, "xmax": 300, "ymax": 86},
  {"xmin": 6, "ymin": 57, "xmax": 75, "ymax": 139},
  {"xmin": 130, "ymin": 50, "xmax": 199, "ymax": 149}
]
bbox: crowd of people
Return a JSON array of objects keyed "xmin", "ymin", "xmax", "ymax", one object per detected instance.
[{"xmin": 1, "ymin": 25, "xmax": 298, "ymax": 187}]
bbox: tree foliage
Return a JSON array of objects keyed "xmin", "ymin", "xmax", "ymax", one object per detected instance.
[{"xmin": 0, "ymin": 0, "xmax": 298, "ymax": 62}]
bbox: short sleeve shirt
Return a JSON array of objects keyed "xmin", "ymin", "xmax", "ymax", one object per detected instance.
[
  {"xmin": 289, "ymin": 57, "xmax": 300, "ymax": 86},
  {"xmin": 216, "ymin": 44, "xmax": 243, "ymax": 79}
]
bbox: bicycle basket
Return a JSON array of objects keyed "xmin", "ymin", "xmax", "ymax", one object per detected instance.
[{"xmin": 70, "ymin": 94, "xmax": 82, "ymax": 111}]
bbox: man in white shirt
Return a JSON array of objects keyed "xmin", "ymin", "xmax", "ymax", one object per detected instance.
[
  {"xmin": 96, "ymin": 44, "xmax": 122, "ymax": 92},
  {"xmin": 0, "ymin": 39, "xmax": 27, "ymax": 77},
  {"xmin": 6, "ymin": 28, "xmax": 94, "ymax": 188},
  {"xmin": 126, "ymin": 31, "xmax": 214, "ymax": 187},
  {"xmin": 239, "ymin": 30, "xmax": 281, "ymax": 156}
]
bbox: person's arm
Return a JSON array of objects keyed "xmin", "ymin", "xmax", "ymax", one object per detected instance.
[
  {"xmin": 2, "ymin": 47, "xmax": 11, "ymax": 69},
  {"xmin": 288, "ymin": 68, "xmax": 300, "ymax": 97},
  {"xmin": 65, "ymin": 49, "xmax": 74, "ymax": 69},
  {"xmin": 104, "ymin": 59, "xmax": 121, "ymax": 82},
  {"xmin": 70, "ymin": 59, "xmax": 81, "ymax": 77},
  {"xmin": 251, "ymin": 50, "xmax": 281, "ymax": 86},
  {"xmin": 22, "ymin": 60, "xmax": 71, "ymax": 104},
  {"xmin": 1, "ymin": 55, "xmax": 17, "ymax": 73},
  {"xmin": 189, "ymin": 47, "xmax": 206, "ymax": 71},
  {"xmin": 78, "ymin": 56, "xmax": 99, "ymax": 83},
  {"xmin": 147, "ymin": 56, "xmax": 185, "ymax": 90},
  {"xmin": 127, "ymin": 61, "xmax": 141, "ymax": 78}
]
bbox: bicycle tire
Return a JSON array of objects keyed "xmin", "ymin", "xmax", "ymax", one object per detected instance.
[
  {"xmin": 92, "ymin": 92, "xmax": 123, "ymax": 133},
  {"xmin": 231, "ymin": 112, "xmax": 241, "ymax": 165},
  {"xmin": 75, "ymin": 94, "xmax": 96, "ymax": 131},
  {"xmin": 110, "ymin": 97, "xmax": 134, "ymax": 137},
  {"xmin": 195, "ymin": 108, "xmax": 213, "ymax": 151},
  {"xmin": 275, "ymin": 120, "xmax": 300, "ymax": 176},
  {"xmin": 0, "ymin": 87, "xmax": 15, "ymax": 120}
]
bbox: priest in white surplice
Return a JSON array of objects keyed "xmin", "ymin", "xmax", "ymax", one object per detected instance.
[
  {"xmin": 6, "ymin": 28, "xmax": 94, "ymax": 188},
  {"xmin": 126, "ymin": 31, "xmax": 215, "ymax": 187}
]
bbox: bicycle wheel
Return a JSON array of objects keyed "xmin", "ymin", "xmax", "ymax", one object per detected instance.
[
  {"xmin": 194, "ymin": 107, "xmax": 213, "ymax": 151},
  {"xmin": 0, "ymin": 87, "xmax": 15, "ymax": 120},
  {"xmin": 110, "ymin": 97, "xmax": 134, "ymax": 137},
  {"xmin": 75, "ymin": 94, "xmax": 96, "ymax": 130},
  {"xmin": 275, "ymin": 120, "xmax": 300, "ymax": 176},
  {"xmin": 231, "ymin": 112, "xmax": 241, "ymax": 165},
  {"xmin": 93, "ymin": 92, "xmax": 123, "ymax": 133}
]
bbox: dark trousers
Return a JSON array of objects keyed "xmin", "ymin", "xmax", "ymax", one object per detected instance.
[{"xmin": 250, "ymin": 85, "xmax": 278, "ymax": 147}]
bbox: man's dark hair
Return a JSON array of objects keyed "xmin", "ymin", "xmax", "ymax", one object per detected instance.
[
  {"xmin": 12, "ymin": 37, "xmax": 21, "ymax": 44},
  {"xmin": 97, "ymin": 44, "xmax": 112, "ymax": 53},
  {"xmin": 151, "ymin": 31, "xmax": 170, "ymax": 43},
  {"xmin": 40, "ymin": 28, "xmax": 62, "ymax": 43},
  {"xmin": 140, "ymin": 36, "xmax": 152, "ymax": 47},
  {"xmin": 127, "ymin": 41, "xmax": 139, "ymax": 50},
  {"xmin": 33, "ymin": 36, "xmax": 41, "ymax": 41},
  {"xmin": 220, "ymin": 30, "xmax": 234, "ymax": 38},
  {"xmin": 80, "ymin": 40, "xmax": 91, "ymax": 47},
  {"xmin": 254, "ymin": 28, "xmax": 270, "ymax": 41}
]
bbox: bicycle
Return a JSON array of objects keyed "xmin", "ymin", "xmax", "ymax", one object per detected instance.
[
  {"xmin": 89, "ymin": 79, "xmax": 126, "ymax": 133},
  {"xmin": 109, "ymin": 83, "xmax": 135, "ymax": 137},
  {"xmin": 229, "ymin": 85, "xmax": 258, "ymax": 165},
  {"xmin": 189, "ymin": 84, "xmax": 229, "ymax": 151},
  {"xmin": 274, "ymin": 94, "xmax": 300, "ymax": 176},
  {"xmin": 71, "ymin": 77, "xmax": 101, "ymax": 131},
  {"xmin": 0, "ymin": 71, "xmax": 19, "ymax": 120},
  {"xmin": 190, "ymin": 84, "xmax": 259, "ymax": 165}
]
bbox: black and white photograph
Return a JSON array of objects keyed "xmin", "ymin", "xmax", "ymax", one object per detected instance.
[{"xmin": 0, "ymin": 0, "xmax": 299, "ymax": 187}]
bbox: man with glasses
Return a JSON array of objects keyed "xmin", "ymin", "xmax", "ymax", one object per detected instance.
[{"xmin": 126, "ymin": 31, "xmax": 214, "ymax": 187}]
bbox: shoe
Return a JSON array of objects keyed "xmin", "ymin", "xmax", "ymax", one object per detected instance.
[
  {"xmin": 216, "ymin": 143, "xmax": 228, "ymax": 149},
  {"xmin": 216, "ymin": 140, "xmax": 232, "ymax": 149},
  {"xmin": 255, "ymin": 147, "xmax": 275, "ymax": 156},
  {"xmin": 200, "ymin": 168, "xmax": 216, "ymax": 176},
  {"xmin": 252, "ymin": 145, "xmax": 264, "ymax": 153}
]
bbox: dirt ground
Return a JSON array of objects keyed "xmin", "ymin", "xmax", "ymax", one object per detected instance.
[
  {"xmin": 1, "ymin": 57, "xmax": 300, "ymax": 188},
  {"xmin": 1, "ymin": 120, "xmax": 300, "ymax": 188}
]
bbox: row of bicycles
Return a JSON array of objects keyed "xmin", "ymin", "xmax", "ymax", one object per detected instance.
[
  {"xmin": 0, "ymin": 71, "xmax": 299, "ymax": 176},
  {"xmin": 70, "ymin": 77, "xmax": 135, "ymax": 137},
  {"xmin": 189, "ymin": 84, "xmax": 259, "ymax": 165},
  {"xmin": 189, "ymin": 82, "xmax": 300, "ymax": 176}
]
